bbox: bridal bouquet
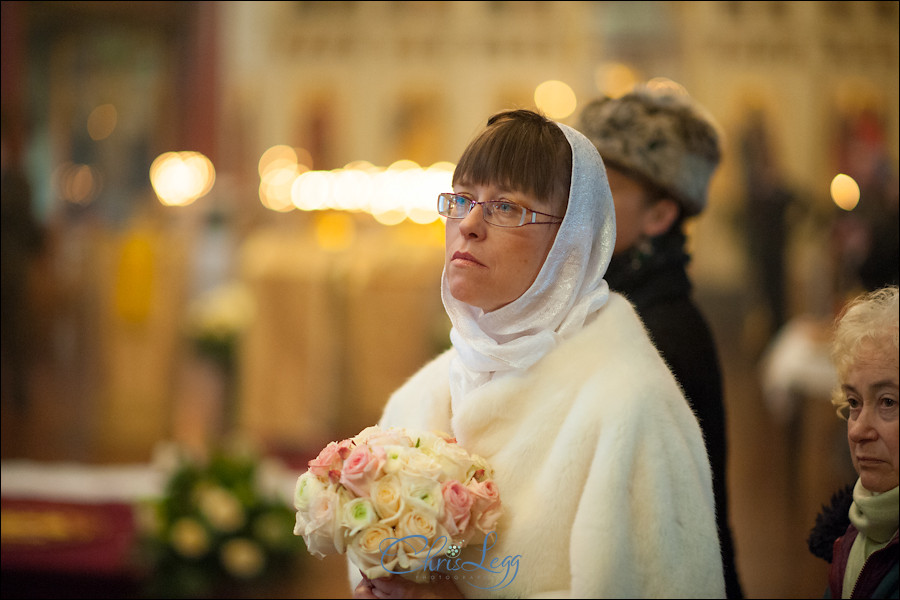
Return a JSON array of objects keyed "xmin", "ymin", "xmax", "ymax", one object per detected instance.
[{"xmin": 293, "ymin": 426, "xmax": 502, "ymax": 581}]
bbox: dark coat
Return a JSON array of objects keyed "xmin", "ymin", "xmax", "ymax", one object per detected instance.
[{"xmin": 606, "ymin": 228, "xmax": 743, "ymax": 599}]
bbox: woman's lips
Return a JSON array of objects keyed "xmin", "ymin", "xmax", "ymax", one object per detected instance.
[{"xmin": 452, "ymin": 251, "xmax": 485, "ymax": 267}]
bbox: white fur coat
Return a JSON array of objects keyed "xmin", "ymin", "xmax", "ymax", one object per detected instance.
[{"xmin": 350, "ymin": 293, "xmax": 726, "ymax": 598}]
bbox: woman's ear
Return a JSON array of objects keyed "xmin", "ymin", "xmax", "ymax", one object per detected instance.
[{"xmin": 641, "ymin": 197, "xmax": 681, "ymax": 238}]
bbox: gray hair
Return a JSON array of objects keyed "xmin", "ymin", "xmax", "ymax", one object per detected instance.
[{"xmin": 830, "ymin": 285, "xmax": 899, "ymax": 418}]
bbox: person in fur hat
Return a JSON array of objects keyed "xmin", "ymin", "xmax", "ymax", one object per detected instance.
[
  {"xmin": 807, "ymin": 285, "xmax": 898, "ymax": 599},
  {"xmin": 577, "ymin": 86, "xmax": 744, "ymax": 599},
  {"xmin": 350, "ymin": 109, "xmax": 725, "ymax": 598}
]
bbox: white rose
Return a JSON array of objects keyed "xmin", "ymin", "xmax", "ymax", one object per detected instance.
[
  {"xmin": 382, "ymin": 445, "xmax": 408, "ymax": 474},
  {"xmin": 294, "ymin": 471, "xmax": 326, "ymax": 513},
  {"xmin": 342, "ymin": 497, "xmax": 377, "ymax": 536},
  {"xmin": 400, "ymin": 474, "xmax": 442, "ymax": 516},
  {"xmin": 409, "ymin": 430, "xmax": 442, "ymax": 452},
  {"xmin": 299, "ymin": 483, "xmax": 348, "ymax": 557}
]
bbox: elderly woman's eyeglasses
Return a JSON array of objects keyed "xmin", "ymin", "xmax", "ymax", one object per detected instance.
[{"xmin": 437, "ymin": 193, "xmax": 563, "ymax": 228}]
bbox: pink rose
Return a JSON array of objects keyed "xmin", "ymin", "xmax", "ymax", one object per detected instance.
[
  {"xmin": 308, "ymin": 439, "xmax": 353, "ymax": 481},
  {"xmin": 339, "ymin": 445, "xmax": 385, "ymax": 497},
  {"xmin": 439, "ymin": 479, "xmax": 473, "ymax": 538},
  {"xmin": 467, "ymin": 479, "xmax": 502, "ymax": 534}
]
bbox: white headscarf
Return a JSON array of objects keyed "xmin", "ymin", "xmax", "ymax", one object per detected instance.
[{"xmin": 442, "ymin": 122, "xmax": 617, "ymax": 405}]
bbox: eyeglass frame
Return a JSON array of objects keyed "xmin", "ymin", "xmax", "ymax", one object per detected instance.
[{"xmin": 437, "ymin": 192, "xmax": 564, "ymax": 228}]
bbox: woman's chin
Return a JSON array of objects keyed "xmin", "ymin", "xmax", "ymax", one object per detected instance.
[{"xmin": 859, "ymin": 472, "xmax": 899, "ymax": 494}]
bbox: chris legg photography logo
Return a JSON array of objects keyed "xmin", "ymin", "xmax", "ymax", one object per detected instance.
[{"xmin": 379, "ymin": 531, "xmax": 520, "ymax": 590}]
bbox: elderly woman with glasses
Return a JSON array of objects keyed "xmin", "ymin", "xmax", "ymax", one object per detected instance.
[
  {"xmin": 351, "ymin": 109, "xmax": 725, "ymax": 599},
  {"xmin": 808, "ymin": 285, "xmax": 898, "ymax": 599}
]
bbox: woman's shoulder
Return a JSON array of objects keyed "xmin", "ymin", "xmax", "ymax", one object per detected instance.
[
  {"xmin": 545, "ymin": 292, "xmax": 694, "ymax": 419},
  {"xmin": 558, "ymin": 292, "xmax": 670, "ymax": 377}
]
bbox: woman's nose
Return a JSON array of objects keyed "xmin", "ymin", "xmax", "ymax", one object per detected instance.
[
  {"xmin": 848, "ymin": 405, "xmax": 879, "ymax": 442},
  {"xmin": 458, "ymin": 203, "xmax": 485, "ymax": 237}
]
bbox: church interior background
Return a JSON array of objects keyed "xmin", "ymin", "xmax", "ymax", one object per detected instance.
[{"xmin": 1, "ymin": 2, "xmax": 897, "ymax": 598}]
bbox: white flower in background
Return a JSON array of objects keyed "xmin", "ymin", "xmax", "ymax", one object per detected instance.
[
  {"xmin": 252, "ymin": 510, "xmax": 291, "ymax": 549},
  {"xmin": 139, "ymin": 441, "xmax": 306, "ymax": 598},
  {"xmin": 188, "ymin": 281, "xmax": 255, "ymax": 338},
  {"xmin": 220, "ymin": 537, "xmax": 266, "ymax": 579},
  {"xmin": 186, "ymin": 281, "xmax": 256, "ymax": 368},
  {"xmin": 170, "ymin": 517, "xmax": 210, "ymax": 558},
  {"xmin": 197, "ymin": 484, "xmax": 246, "ymax": 533},
  {"xmin": 257, "ymin": 454, "xmax": 296, "ymax": 504}
]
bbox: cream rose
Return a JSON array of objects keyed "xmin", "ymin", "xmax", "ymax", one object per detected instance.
[
  {"xmin": 400, "ymin": 451, "xmax": 443, "ymax": 480},
  {"xmin": 355, "ymin": 426, "xmax": 412, "ymax": 448},
  {"xmin": 393, "ymin": 507, "xmax": 447, "ymax": 570},
  {"xmin": 429, "ymin": 438, "xmax": 477, "ymax": 482},
  {"xmin": 346, "ymin": 522, "xmax": 398, "ymax": 579},
  {"xmin": 370, "ymin": 473, "xmax": 404, "ymax": 525}
]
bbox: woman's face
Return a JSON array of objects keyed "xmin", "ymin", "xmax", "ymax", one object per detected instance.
[
  {"xmin": 842, "ymin": 342, "xmax": 899, "ymax": 493},
  {"xmin": 606, "ymin": 167, "xmax": 653, "ymax": 255},
  {"xmin": 444, "ymin": 182, "xmax": 561, "ymax": 313},
  {"xmin": 605, "ymin": 167, "xmax": 678, "ymax": 256}
]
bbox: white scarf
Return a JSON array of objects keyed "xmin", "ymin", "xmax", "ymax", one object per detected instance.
[{"xmin": 442, "ymin": 122, "xmax": 616, "ymax": 407}]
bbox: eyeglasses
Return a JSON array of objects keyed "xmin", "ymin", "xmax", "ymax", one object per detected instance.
[{"xmin": 437, "ymin": 193, "xmax": 563, "ymax": 228}]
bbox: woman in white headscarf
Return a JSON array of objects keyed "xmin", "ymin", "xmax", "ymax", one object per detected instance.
[{"xmin": 351, "ymin": 109, "xmax": 725, "ymax": 599}]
